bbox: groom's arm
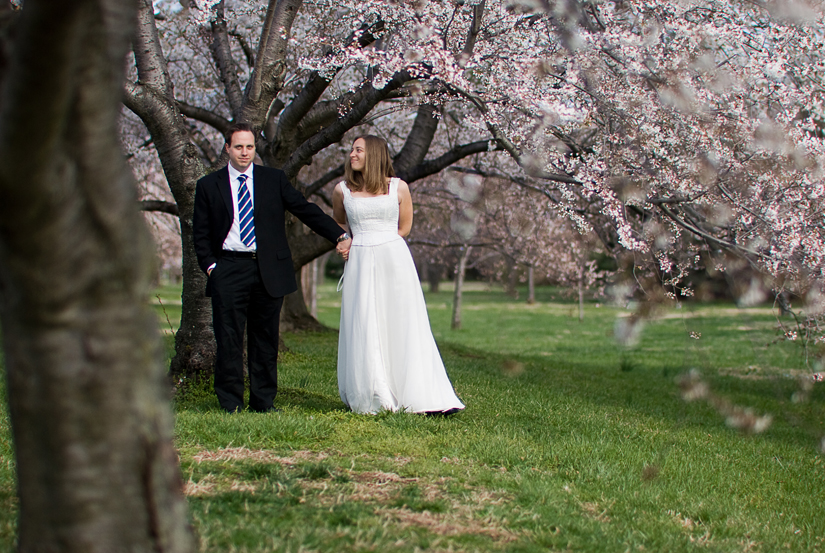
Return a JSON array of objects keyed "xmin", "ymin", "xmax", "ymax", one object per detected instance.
[{"xmin": 277, "ymin": 171, "xmax": 348, "ymax": 244}]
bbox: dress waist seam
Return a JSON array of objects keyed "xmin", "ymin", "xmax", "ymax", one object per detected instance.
[{"xmin": 352, "ymin": 233, "xmax": 403, "ymax": 247}]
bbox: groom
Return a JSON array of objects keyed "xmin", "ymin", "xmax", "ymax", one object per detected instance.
[{"xmin": 193, "ymin": 122, "xmax": 351, "ymax": 413}]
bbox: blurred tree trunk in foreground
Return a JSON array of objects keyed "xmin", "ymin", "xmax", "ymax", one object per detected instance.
[{"xmin": 0, "ymin": 1, "xmax": 194, "ymax": 551}]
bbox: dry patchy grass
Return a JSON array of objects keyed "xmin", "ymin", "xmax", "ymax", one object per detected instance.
[{"xmin": 184, "ymin": 446, "xmax": 524, "ymax": 546}]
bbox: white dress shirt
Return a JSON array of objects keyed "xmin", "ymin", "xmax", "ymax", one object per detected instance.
[{"xmin": 223, "ymin": 164, "xmax": 256, "ymax": 252}]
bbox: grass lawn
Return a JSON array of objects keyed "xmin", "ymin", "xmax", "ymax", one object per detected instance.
[{"xmin": 2, "ymin": 280, "xmax": 825, "ymax": 552}]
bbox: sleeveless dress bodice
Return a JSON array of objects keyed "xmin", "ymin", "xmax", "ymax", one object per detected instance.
[{"xmin": 340, "ymin": 179, "xmax": 403, "ymax": 246}]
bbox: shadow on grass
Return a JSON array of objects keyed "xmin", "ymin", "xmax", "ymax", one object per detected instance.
[
  {"xmin": 439, "ymin": 341, "xmax": 825, "ymax": 452},
  {"xmin": 172, "ymin": 375, "xmax": 347, "ymax": 414},
  {"xmin": 277, "ymin": 387, "xmax": 347, "ymax": 413}
]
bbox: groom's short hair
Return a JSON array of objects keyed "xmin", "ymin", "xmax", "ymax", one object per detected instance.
[{"xmin": 225, "ymin": 122, "xmax": 256, "ymax": 145}]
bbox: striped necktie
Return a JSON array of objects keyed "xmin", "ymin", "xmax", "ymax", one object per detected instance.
[{"xmin": 237, "ymin": 174, "xmax": 255, "ymax": 248}]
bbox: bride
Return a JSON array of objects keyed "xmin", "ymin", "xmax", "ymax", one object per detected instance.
[{"xmin": 332, "ymin": 135, "xmax": 465, "ymax": 415}]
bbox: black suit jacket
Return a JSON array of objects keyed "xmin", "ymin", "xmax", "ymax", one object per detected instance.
[{"xmin": 193, "ymin": 164, "xmax": 344, "ymax": 298}]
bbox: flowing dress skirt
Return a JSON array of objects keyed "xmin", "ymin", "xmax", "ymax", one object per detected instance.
[{"xmin": 337, "ymin": 236, "xmax": 465, "ymax": 414}]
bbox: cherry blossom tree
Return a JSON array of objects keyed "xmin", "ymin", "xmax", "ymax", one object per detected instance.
[
  {"xmin": 128, "ymin": 0, "xmax": 825, "ymax": 382},
  {"xmin": 126, "ymin": 0, "xmax": 499, "ymax": 377},
  {"xmin": 409, "ymin": 166, "xmax": 611, "ymax": 325}
]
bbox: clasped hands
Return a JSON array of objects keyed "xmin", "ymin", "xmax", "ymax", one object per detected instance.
[{"xmin": 336, "ymin": 237, "xmax": 352, "ymax": 261}]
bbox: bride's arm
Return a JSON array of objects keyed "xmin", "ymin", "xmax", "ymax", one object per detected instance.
[
  {"xmin": 332, "ymin": 183, "xmax": 349, "ymax": 230},
  {"xmin": 332, "ymin": 183, "xmax": 352, "ymax": 258},
  {"xmin": 397, "ymin": 180, "xmax": 413, "ymax": 237}
]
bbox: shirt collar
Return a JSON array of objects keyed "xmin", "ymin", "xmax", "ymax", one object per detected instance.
[{"xmin": 228, "ymin": 163, "xmax": 253, "ymax": 184}]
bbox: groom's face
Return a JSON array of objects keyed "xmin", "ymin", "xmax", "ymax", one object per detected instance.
[{"xmin": 226, "ymin": 131, "xmax": 256, "ymax": 172}]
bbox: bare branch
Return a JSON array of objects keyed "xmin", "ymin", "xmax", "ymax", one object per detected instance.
[
  {"xmin": 140, "ymin": 200, "xmax": 179, "ymax": 216},
  {"xmin": 393, "ymin": 104, "xmax": 441, "ymax": 175},
  {"xmin": 124, "ymin": 136, "xmax": 154, "ymax": 159},
  {"xmin": 187, "ymin": 124, "xmax": 219, "ymax": 165},
  {"xmin": 282, "ymin": 70, "xmax": 412, "ymax": 180},
  {"xmin": 461, "ymin": 0, "xmax": 485, "ymax": 60},
  {"xmin": 398, "ymin": 140, "xmax": 500, "ymax": 183},
  {"xmin": 209, "ymin": 1, "xmax": 244, "ymax": 118},
  {"xmin": 442, "ymin": 3, "xmax": 461, "ymax": 50},
  {"xmin": 276, "ymin": 72, "xmax": 336, "ymax": 136},
  {"xmin": 228, "ymin": 28, "xmax": 255, "ymax": 68},
  {"xmin": 176, "ymin": 100, "xmax": 231, "ymax": 134},
  {"xmin": 240, "ymin": 0, "xmax": 304, "ymax": 127},
  {"xmin": 133, "ymin": 0, "xmax": 173, "ymax": 97},
  {"xmin": 123, "ymin": 81, "xmax": 209, "ymax": 199},
  {"xmin": 305, "ymin": 164, "xmax": 345, "ymax": 197}
]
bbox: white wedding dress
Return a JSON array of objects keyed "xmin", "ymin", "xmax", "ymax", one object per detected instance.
[{"xmin": 337, "ymin": 179, "xmax": 465, "ymax": 415}]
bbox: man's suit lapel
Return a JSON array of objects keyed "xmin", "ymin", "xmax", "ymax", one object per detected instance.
[{"xmin": 216, "ymin": 166, "xmax": 233, "ymax": 220}]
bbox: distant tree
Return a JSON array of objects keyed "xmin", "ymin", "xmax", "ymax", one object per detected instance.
[{"xmin": 0, "ymin": 1, "xmax": 194, "ymax": 551}]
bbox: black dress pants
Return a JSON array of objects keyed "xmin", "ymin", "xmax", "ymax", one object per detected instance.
[{"xmin": 210, "ymin": 256, "xmax": 283, "ymax": 412}]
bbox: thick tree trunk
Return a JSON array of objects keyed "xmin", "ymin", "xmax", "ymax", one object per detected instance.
[
  {"xmin": 279, "ymin": 213, "xmax": 336, "ymax": 331},
  {"xmin": 169, "ymin": 231, "xmax": 216, "ymax": 378},
  {"xmin": 281, "ymin": 275, "xmax": 327, "ymax": 332},
  {"xmin": 0, "ymin": 1, "xmax": 194, "ymax": 551},
  {"xmin": 451, "ymin": 246, "xmax": 472, "ymax": 330}
]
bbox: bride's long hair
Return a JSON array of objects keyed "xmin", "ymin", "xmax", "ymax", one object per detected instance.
[{"xmin": 344, "ymin": 135, "xmax": 395, "ymax": 195}]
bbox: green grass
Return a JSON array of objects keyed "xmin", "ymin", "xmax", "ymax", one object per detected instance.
[
  {"xmin": 2, "ymin": 280, "xmax": 825, "ymax": 552},
  {"xmin": 0, "ymin": 347, "xmax": 14, "ymax": 550}
]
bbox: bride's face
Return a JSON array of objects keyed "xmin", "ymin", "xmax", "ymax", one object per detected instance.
[{"xmin": 350, "ymin": 138, "xmax": 367, "ymax": 172}]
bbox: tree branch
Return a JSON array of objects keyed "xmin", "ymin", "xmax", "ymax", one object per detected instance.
[
  {"xmin": 278, "ymin": 19, "xmax": 385, "ymax": 136},
  {"xmin": 657, "ymin": 204, "xmax": 765, "ymax": 260},
  {"xmin": 175, "ymin": 100, "xmax": 230, "ymax": 134},
  {"xmin": 209, "ymin": 1, "xmax": 244, "ymax": 118},
  {"xmin": 445, "ymin": 83, "xmax": 580, "ymax": 183},
  {"xmin": 266, "ymin": 19, "xmax": 386, "ymax": 165},
  {"xmin": 228, "ymin": 28, "xmax": 255, "ymax": 68},
  {"xmin": 239, "ymin": 0, "xmax": 303, "ymax": 127},
  {"xmin": 187, "ymin": 123, "xmax": 219, "ymax": 165},
  {"xmin": 461, "ymin": 0, "xmax": 485, "ymax": 61},
  {"xmin": 305, "ymin": 164, "xmax": 345, "ymax": 197},
  {"xmin": 398, "ymin": 140, "xmax": 500, "ymax": 183},
  {"xmin": 123, "ymin": 81, "xmax": 208, "ymax": 201},
  {"xmin": 393, "ymin": 103, "xmax": 441, "ymax": 175},
  {"xmin": 282, "ymin": 70, "xmax": 412, "ymax": 180},
  {"xmin": 140, "ymin": 200, "xmax": 179, "ymax": 216},
  {"xmin": 275, "ymin": 72, "xmax": 336, "ymax": 138},
  {"xmin": 133, "ymin": 0, "xmax": 173, "ymax": 97}
]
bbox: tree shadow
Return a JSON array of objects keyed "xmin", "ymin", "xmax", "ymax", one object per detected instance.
[
  {"xmin": 277, "ymin": 387, "xmax": 347, "ymax": 413},
  {"xmin": 439, "ymin": 341, "xmax": 825, "ymax": 452}
]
